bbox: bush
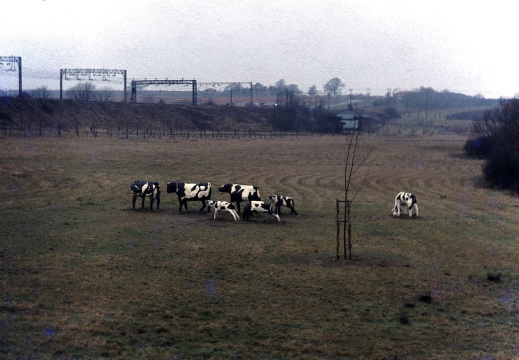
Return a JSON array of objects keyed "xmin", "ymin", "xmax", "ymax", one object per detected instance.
[
  {"xmin": 463, "ymin": 136, "xmax": 493, "ymax": 158},
  {"xmin": 483, "ymin": 148, "xmax": 519, "ymax": 192},
  {"xmin": 466, "ymin": 98, "xmax": 519, "ymax": 193}
]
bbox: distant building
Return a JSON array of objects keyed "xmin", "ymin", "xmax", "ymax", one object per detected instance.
[{"xmin": 336, "ymin": 105, "xmax": 362, "ymax": 131}]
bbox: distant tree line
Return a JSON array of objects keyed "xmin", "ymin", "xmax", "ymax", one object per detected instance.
[
  {"xmin": 397, "ymin": 87, "xmax": 496, "ymax": 110},
  {"xmin": 464, "ymin": 98, "xmax": 519, "ymax": 193}
]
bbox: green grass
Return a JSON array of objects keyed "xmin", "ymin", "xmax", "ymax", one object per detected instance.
[{"xmin": 1, "ymin": 134, "xmax": 519, "ymax": 359}]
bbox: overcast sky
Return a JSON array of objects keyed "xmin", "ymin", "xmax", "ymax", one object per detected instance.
[{"xmin": 2, "ymin": 0, "xmax": 518, "ymax": 97}]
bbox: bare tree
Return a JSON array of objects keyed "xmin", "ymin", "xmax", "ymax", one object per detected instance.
[
  {"xmin": 308, "ymin": 85, "xmax": 318, "ymax": 96},
  {"xmin": 98, "ymin": 86, "xmax": 116, "ymax": 102},
  {"xmin": 338, "ymin": 124, "xmax": 373, "ymax": 259},
  {"xmin": 324, "ymin": 77, "xmax": 345, "ymax": 96},
  {"xmin": 30, "ymin": 86, "xmax": 51, "ymax": 100},
  {"xmin": 275, "ymin": 79, "xmax": 286, "ymax": 90},
  {"xmin": 66, "ymin": 82, "xmax": 97, "ymax": 101}
]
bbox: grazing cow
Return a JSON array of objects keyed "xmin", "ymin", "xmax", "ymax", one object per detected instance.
[
  {"xmin": 131, "ymin": 180, "xmax": 160, "ymax": 210},
  {"xmin": 205, "ymin": 200, "xmax": 240, "ymax": 221},
  {"xmin": 166, "ymin": 182, "xmax": 212, "ymax": 212},
  {"xmin": 243, "ymin": 201, "xmax": 280, "ymax": 222},
  {"xmin": 218, "ymin": 183, "xmax": 261, "ymax": 213},
  {"xmin": 392, "ymin": 191, "xmax": 419, "ymax": 217},
  {"xmin": 268, "ymin": 195, "xmax": 298, "ymax": 215}
]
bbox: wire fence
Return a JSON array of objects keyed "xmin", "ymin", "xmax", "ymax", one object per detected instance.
[{"xmin": 0, "ymin": 127, "xmax": 335, "ymax": 140}]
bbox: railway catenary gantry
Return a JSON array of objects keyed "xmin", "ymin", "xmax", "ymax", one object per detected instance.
[
  {"xmin": 60, "ymin": 69, "xmax": 127, "ymax": 101},
  {"xmin": 0, "ymin": 56, "xmax": 22, "ymax": 97},
  {"xmin": 130, "ymin": 79, "xmax": 197, "ymax": 105}
]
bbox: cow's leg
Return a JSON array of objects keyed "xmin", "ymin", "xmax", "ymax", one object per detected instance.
[
  {"xmin": 290, "ymin": 205, "xmax": 298, "ymax": 215},
  {"xmin": 213, "ymin": 209, "xmax": 218, "ymax": 220},
  {"xmin": 199, "ymin": 200, "xmax": 208, "ymax": 212},
  {"xmin": 141, "ymin": 195, "xmax": 145, "ymax": 208},
  {"xmin": 414, "ymin": 204, "xmax": 419, "ymax": 217},
  {"xmin": 132, "ymin": 194, "xmax": 137, "ymax": 209},
  {"xmin": 230, "ymin": 210, "xmax": 239, "ymax": 221},
  {"xmin": 150, "ymin": 196, "xmax": 154, "ymax": 210},
  {"xmin": 270, "ymin": 210, "xmax": 281, "ymax": 222},
  {"xmin": 276, "ymin": 204, "xmax": 282, "ymax": 215},
  {"xmin": 156, "ymin": 194, "xmax": 160, "ymax": 210},
  {"xmin": 235, "ymin": 201, "xmax": 241, "ymax": 214},
  {"xmin": 396, "ymin": 202, "xmax": 401, "ymax": 216}
]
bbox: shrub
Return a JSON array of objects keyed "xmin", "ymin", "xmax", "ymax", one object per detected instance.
[
  {"xmin": 466, "ymin": 98, "xmax": 519, "ymax": 193},
  {"xmin": 483, "ymin": 148, "xmax": 519, "ymax": 192},
  {"xmin": 463, "ymin": 136, "xmax": 493, "ymax": 158}
]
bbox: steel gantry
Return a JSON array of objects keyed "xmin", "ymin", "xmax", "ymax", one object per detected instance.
[
  {"xmin": 60, "ymin": 69, "xmax": 127, "ymax": 101},
  {"xmin": 0, "ymin": 56, "xmax": 22, "ymax": 97},
  {"xmin": 130, "ymin": 79, "xmax": 197, "ymax": 105}
]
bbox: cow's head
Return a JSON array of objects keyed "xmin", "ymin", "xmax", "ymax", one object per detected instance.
[
  {"xmin": 166, "ymin": 182, "xmax": 178, "ymax": 193},
  {"xmin": 268, "ymin": 195, "xmax": 278, "ymax": 203},
  {"xmin": 218, "ymin": 183, "xmax": 233, "ymax": 193}
]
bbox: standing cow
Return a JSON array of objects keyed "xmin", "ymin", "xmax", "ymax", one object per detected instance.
[
  {"xmin": 205, "ymin": 200, "xmax": 240, "ymax": 221},
  {"xmin": 392, "ymin": 191, "xmax": 419, "ymax": 217},
  {"xmin": 167, "ymin": 182, "xmax": 212, "ymax": 212},
  {"xmin": 243, "ymin": 201, "xmax": 280, "ymax": 222},
  {"xmin": 268, "ymin": 195, "xmax": 298, "ymax": 215},
  {"xmin": 218, "ymin": 183, "xmax": 261, "ymax": 213},
  {"xmin": 131, "ymin": 180, "xmax": 161, "ymax": 210}
]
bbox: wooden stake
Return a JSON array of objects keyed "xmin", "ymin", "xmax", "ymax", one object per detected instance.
[{"xmin": 336, "ymin": 199, "xmax": 340, "ymax": 259}]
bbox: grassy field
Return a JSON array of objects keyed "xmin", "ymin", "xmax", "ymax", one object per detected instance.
[{"xmin": 1, "ymin": 133, "xmax": 519, "ymax": 359}]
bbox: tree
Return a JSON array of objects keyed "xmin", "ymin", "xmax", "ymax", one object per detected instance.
[
  {"xmin": 308, "ymin": 85, "xmax": 318, "ymax": 96},
  {"xmin": 324, "ymin": 77, "xmax": 345, "ymax": 96},
  {"xmin": 465, "ymin": 98, "xmax": 519, "ymax": 192},
  {"xmin": 286, "ymin": 84, "xmax": 301, "ymax": 94},
  {"xmin": 275, "ymin": 79, "xmax": 286, "ymax": 90},
  {"xmin": 30, "ymin": 86, "xmax": 51, "ymax": 100},
  {"xmin": 98, "ymin": 86, "xmax": 116, "ymax": 102},
  {"xmin": 66, "ymin": 82, "xmax": 97, "ymax": 101}
]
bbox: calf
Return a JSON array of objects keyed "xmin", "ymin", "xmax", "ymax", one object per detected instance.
[
  {"xmin": 268, "ymin": 195, "xmax": 298, "ymax": 215},
  {"xmin": 167, "ymin": 182, "xmax": 212, "ymax": 212},
  {"xmin": 392, "ymin": 191, "xmax": 419, "ymax": 217},
  {"xmin": 243, "ymin": 201, "xmax": 280, "ymax": 222},
  {"xmin": 131, "ymin": 180, "xmax": 160, "ymax": 210},
  {"xmin": 205, "ymin": 200, "xmax": 240, "ymax": 221},
  {"xmin": 218, "ymin": 183, "xmax": 261, "ymax": 213}
]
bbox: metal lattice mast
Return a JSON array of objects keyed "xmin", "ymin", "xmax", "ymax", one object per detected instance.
[{"xmin": 0, "ymin": 56, "xmax": 22, "ymax": 97}]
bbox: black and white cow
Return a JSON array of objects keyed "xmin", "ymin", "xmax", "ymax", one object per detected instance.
[
  {"xmin": 166, "ymin": 182, "xmax": 212, "ymax": 212},
  {"xmin": 392, "ymin": 191, "xmax": 419, "ymax": 217},
  {"xmin": 242, "ymin": 201, "xmax": 280, "ymax": 222},
  {"xmin": 268, "ymin": 195, "xmax": 298, "ymax": 215},
  {"xmin": 205, "ymin": 200, "xmax": 240, "ymax": 221},
  {"xmin": 131, "ymin": 180, "xmax": 160, "ymax": 210},
  {"xmin": 218, "ymin": 183, "xmax": 261, "ymax": 213}
]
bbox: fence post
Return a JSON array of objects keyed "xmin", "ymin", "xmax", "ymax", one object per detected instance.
[
  {"xmin": 336, "ymin": 199, "xmax": 340, "ymax": 259},
  {"xmin": 347, "ymin": 200, "xmax": 352, "ymax": 260}
]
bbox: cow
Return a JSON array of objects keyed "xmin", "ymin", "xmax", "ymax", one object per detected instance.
[
  {"xmin": 268, "ymin": 195, "xmax": 298, "ymax": 215},
  {"xmin": 166, "ymin": 182, "xmax": 212, "ymax": 212},
  {"xmin": 131, "ymin": 180, "xmax": 160, "ymax": 210},
  {"xmin": 218, "ymin": 183, "xmax": 261, "ymax": 213},
  {"xmin": 392, "ymin": 191, "xmax": 419, "ymax": 217},
  {"xmin": 242, "ymin": 201, "xmax": 280, "ymax": 222},
  {"xmin": 205, "ymin": 200, "xmax": 240, "ymax": 221}
]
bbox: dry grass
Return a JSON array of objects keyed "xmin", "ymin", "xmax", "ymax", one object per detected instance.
[{"xmin": 1, "ymin": 134, "xmax": 519, "ymax": 359}]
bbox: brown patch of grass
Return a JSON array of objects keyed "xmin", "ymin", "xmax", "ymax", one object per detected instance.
[{"xmin": 1, "ymin": 135, "xmax": 519, "ymax": 358}]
